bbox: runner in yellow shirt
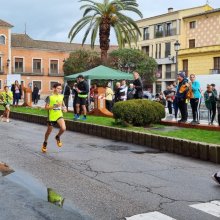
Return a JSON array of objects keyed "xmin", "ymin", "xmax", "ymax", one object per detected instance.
[{"xmin": 41, "ymin": 83, "xmax": 67, "ymax": 153}]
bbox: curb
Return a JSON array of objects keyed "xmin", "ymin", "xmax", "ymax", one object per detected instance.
[{"xmin": 2, "ymin": 110, "xmax": 220, "ymax": 164}]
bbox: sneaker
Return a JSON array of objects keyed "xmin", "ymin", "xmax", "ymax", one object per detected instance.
[
  {"xmin": 55, "ymin": 135, "xmax": 62, "ymax": 147},
  {"xmin": 190, "ymin": 120, "xmax": 196, "ymax": 125},
  {"xmin": 41, "ymin": 142, "xmax": 47, "ymax": 153},
  {"xmin": 74, "ymin": 115, "xmax": 80, "ymax": 120},
  {"xmin": 6, "ymin": 119, "xmax": 9, "ymax": 123},
  {"xmin": 212, "ymin": 173, "xmax": 220, "ymax": 184},
  {"xmin": 0, "ymin": 115, "xmax": 3, "ymax": 122},
  {"xmin": 81, "ymin": 116, "xmax": 87, "ymax": 120}
]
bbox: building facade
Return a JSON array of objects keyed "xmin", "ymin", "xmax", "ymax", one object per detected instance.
[
  {"xmin": 132, "ymin": 4, "xmax": 212, "ymax": 94},
  {"xmin": 179, "ymin": 8, "xmax": 220, "ymax": 76},
  {"xmin": 0, "ymin": 19, "xmax": 117, "ymax": 96}
]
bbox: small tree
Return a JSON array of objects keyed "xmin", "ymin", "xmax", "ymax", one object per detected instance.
[
  {"xmin": 63, "ymin": 50, "xmax": 101, "ymax": 76},
  {"xmin": 108, "ymin": 48, "xmax": 157, "ymax": 84}
]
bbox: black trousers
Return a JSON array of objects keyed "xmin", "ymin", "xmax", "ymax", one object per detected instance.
[
  {"xmin": 106, "ymin": 100, "xmax": 113, "ymax": 112},
  {"xmin": 167, "ymin": 101, "xmax": 172, "ymax": 114},
  {"xmin": 64, "ymin": 95, "xmax": 69, "ymax": 110},
  {"xmin": 208, "ymin": 102, "xmax": 216, "ymax": 123},
  {"xmin": 177, "ymin": 99, "xmax": 188, "ymax": 121},
  {"xmin": 190, "ymin": 98, "xmax": 201, "ymax": 121},
  {"xmin": 217, "ymin": 107, "xmax": 220, "ymax": 126}
]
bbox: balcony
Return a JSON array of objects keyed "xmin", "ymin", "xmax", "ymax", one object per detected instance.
[
  {"xmin": 12, "ymin": 68, "xmax": 44, "ymax": 76},
  {"xmin": 143, "ymin": 33, "xmax": 149, "ymax": 40},
  {"xmin": 48, "ymin": 72, "xmax": 64, "ymax": 77},
  {"xmin": 154, "ymin": 28, "xmax": 177, "ymax": 38},
  {"xmin": 165, "ymin": 71, "xmax": 176, "ymax": 79},
  {"xmin": 210, "ymin": 69, "xmax": 220, "ymax": 74},
  {"xmin": 155, "ymin": 31, "xmax": 163, "ymax": 38}
]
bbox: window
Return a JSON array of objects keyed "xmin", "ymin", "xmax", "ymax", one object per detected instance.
[
  {"xmin": 156, "ymin": 82, "xmax": 162, "ymax": 94},
  {"xmin": 182, "ymin": 59, "xmax": 188, "ymax": 77},
  {"xmin": 165, "ymin": 42, "xmax": 171, "ymax": 57},
  {"xmin": 15, "ymin": 58, "xmax": 24, "ymax": 72},
  {"xmin": 0, "ymin": 80, "xmax": 2, "ymax": 89},
  {"xmin": 50, "ymin": 60, "xmax": 58, "ymax": 74},
  {"xmin": 189, "ymin": 39, "xmax": 195, "ymax": 48},
  {"xmin": 143, "ymin": 27, "xmax": 149, "ymax": 40},
  {"xmin": 0, "ymin": 35, "xmax": 6, "ymax": 44},
  {"xmin": 166, "ymin": 23, "xmax": 172, "ymax": 36},
  {"xmin": 33, "ymin": 59, "xmax": 41, "ymax": 73},
  {"xmin": 214, "ymin": 57, "xmax": 220, "ymax": 70},
  {"xmin": 32, "ymin": 81, "xmax": 42, "ymax": 90},
  {"xmin": 189, "ymin": 21, "xmax": 196, "ymax": 29},
  {"xmin": 0, "ymin": 57, "xmax": 2, "ymax": 72},
  {"xmin": 142, "ymin": 46, "xmax": 149, "ymax": 56},
  {"xmin": 50, "ymin": 81, "xmax": 59, "ymax": 90}
]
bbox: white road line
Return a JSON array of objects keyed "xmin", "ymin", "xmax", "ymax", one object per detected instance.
[
  {"xmin": 125, "ymin": 211, "xmax": 176, "ymax": 220},
  {"xmin": 190, "ymin": 200, "xmax": 220, "ymax": 217}
]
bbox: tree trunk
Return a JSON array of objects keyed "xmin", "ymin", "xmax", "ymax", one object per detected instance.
[{"xmin": 99, "ymin": 16, "xmax": 111, "ymax": 64}]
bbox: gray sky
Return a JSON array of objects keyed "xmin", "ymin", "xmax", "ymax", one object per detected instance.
[{"xmin": 1, "ymin": 0, "xmax": 220, "ymax": 45}]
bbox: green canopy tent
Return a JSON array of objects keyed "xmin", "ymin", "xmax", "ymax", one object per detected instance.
[{"xmin": 64, "ymin": 65, "xmax": 134, "ymax": 81}]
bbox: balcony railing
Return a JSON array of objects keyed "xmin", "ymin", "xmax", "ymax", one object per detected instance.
[
  {"xmin": 13, "ymin": 68, "xmax": 44, "ymax": 76},
  {"xmin": 154, "ymin": 28, "xmax": 177, "ymax": 38},
  {"xmin": 48, "ymin": 72, "xmax": 64, "ymax": 77},
  {"xmin": 165, "ymin": 71, "xmax": 176, "ymax": 79},
  {"xmin": 210, "ymin": 69, "xmax": 220, "ymax": 74}
]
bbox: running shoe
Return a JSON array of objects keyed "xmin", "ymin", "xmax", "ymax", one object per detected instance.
[
  {"xmin": 81, "ymin": 116, "xmax": 87, "ymax": 120},
  {"xmin": 212, "ymin": 173, "xmax": 220, "ymax": 184},
  {"xmin": 55, "ymin": 135, "xmax": 62, "ymax": 147},
  {"xmin": 41, "ymin": 141, "xmax": 47, "ymax": 153},
  {"xmin": 6, "ymin": 119, "xmax": 9, "ymax": 123}
]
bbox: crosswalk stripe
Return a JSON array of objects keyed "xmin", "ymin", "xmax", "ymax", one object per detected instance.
[
  {"xmin": 125, "ymin": 211, "xmax": 176, "ymax": 220},
  {"xmin": 190, "ymin": 200, "xmax": 220, "ymax": 217}
]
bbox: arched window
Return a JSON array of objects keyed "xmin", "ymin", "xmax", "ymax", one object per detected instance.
[{"xmin": 0, "ymin": 35, "xmax": 6, "ymax": 45}]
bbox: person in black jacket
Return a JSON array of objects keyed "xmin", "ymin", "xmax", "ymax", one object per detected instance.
[
  {"xmin": 175, "ymin": 71, "xmax": 189, "ymax": 123},
  {"xmin": 74, "ymin": 75, "xmax": 89, "ymax": 120},
  {"xmin": 133, "ymin": 71, "xmax": 143, "ymax": 99},
  {"xmin": 63, "ymin": 83, "xmax": 71, "ymax": 111},
  {"xmin": 32, "ymin": 84, "xmax": 39, "ymax": 104}
]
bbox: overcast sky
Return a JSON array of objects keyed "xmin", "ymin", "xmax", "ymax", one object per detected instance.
[{"xmin": 1, "ymin": 0, "xmax": 220, "ymax": 45}]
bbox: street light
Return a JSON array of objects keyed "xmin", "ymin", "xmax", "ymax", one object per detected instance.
[{"xmin": 174, "ymin": 40, "xmax": 180, "ymax": 75}]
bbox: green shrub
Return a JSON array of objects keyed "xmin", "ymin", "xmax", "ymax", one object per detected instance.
[{"xmin": 112, "ymin": 99, "xmax": 165, "ymax": 126}]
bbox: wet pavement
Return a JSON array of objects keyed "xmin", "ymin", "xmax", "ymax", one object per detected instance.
[{"xmin": 0, "ymin": 119, "xmax": 220, "ymax": 220}]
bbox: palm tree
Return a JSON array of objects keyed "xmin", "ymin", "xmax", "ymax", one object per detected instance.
[{"xmin": 69, "ymin": 0, "xmax": 143, "ymax": 63}]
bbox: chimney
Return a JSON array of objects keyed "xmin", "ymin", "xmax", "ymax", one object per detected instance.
[{"xmin": 168, "ymin": 7, "xmax": 173, "ymax": 13}]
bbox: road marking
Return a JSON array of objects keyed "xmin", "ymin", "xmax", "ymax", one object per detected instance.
[
  {"xmin": 190, "ymin": 200, "xmax": 220, "ymax": 217},
  {"xmin": 125, "ymin": 211, "xmax": 176, "ymax": 220}
]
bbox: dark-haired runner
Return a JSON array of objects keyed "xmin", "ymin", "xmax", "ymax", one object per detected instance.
[{"xmin": 41, "ymin": 83, "xmax": 67, "ymax": 153}]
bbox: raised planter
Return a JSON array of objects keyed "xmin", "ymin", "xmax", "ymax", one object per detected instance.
[{"xmin": 1, "ymin": 110, "xmax": 220, "ymax": 164}]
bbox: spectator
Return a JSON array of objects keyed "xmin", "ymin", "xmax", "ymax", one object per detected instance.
[
  {"xmin": 163, "ymin": 85, "xmax": 175, "ymax": 116},
  {"xmin": 175, "ymin": 71, "xmax": 189, "ymax": 123},
  {"xmin": 0, "ymin": 86, "xmax": 13, "ymax": 122},
  {"xmin": 133, "ymin": 71, "xmax": 143, "ymax": 99},
  {"xmin": 11, "ymin": 80, "xmax": 22, "ymax": 107},
  {"xmin": 32, "ymin": 84, "xmax": 39, "ymax": 104},
  {"xmin": 127, "ymin": 83, "xmax": 135, "ymax": 100},
  {"xmin": 114, "ymin": 82, "xmax": 121, "ymax": 103},
  {"xmin": 74, "ymin": 75, "xmax": 89, "ymax": 120},
  {"xmin": 63, "ymin": 83, "xmax": 71, "ymax": 111},
  {"xmin": 72, "ymin": 82, "xmax": 78, "ymax": 117},
  {"xmin": 211, "ymin": 83, "xmax": 218, "ymax": 97},
  {"xmin": 216, "ymin": 93, "xmax": 220, "ymax": 126},
  {"xmin": 143, "ymin": 89, "xmax": 152, "ymax": 100},
  {"xmin": 189, "ymin": 74, "xmax": 202, "ymax": 124},
  {"xmin": 120, "ymin": 80, "xmax": 128, "ymax": 101},
  {"xmin": 204, "ymin": 84, "xmax": 217, "ymax": 125},
  {"xmin": 105, "ymin": 82, "xmax": 114, "ymax": 112},
  {"xmin": 90, "ymin": 84, "xmax": 97, "ymax": 111},
  {"xmin": 155, "ymin": 93, "xmax": 166, "ymax": 106}
]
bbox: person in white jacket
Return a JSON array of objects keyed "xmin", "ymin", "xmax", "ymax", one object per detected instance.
[{"xmin": 120, "ymin": 80, "xmax": 128, "ymax": 101}]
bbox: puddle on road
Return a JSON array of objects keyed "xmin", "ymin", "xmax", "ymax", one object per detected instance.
[
  {"xmin": 4, "ymin": 169, "xmax": 76, "ymax": 211},
  {"xmin": 89, "ymin": 144, "xmax": 160, "ymax": 154}
]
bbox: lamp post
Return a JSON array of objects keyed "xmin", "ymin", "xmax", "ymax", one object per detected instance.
[{"xmin": 174, "ymin": 40, "xmax": 180, "ymax": 75}]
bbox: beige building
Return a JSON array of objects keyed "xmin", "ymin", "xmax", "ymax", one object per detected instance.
[
  {"xmin": 179, "ymin": 8, "xmax": 220, "ymax": 75},
  {"xmin": 132, "ymin": 4, "xmax": 212, "ymax": 94}
]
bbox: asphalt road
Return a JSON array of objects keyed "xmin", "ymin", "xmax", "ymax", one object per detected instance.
[{"xmin": 0, "ymin": 119, "xmax": 220, "ymax": 220}]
